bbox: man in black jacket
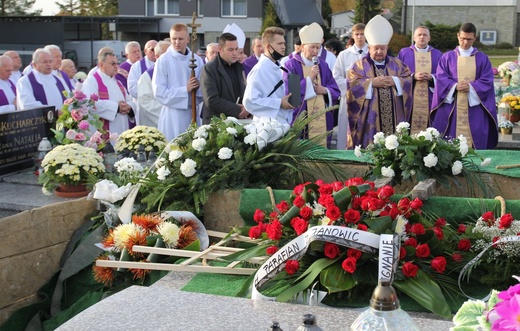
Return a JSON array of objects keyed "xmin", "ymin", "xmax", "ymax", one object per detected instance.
[{"xmin": 201, "ymin": 33, "xmax": 249, "ymax": 124}]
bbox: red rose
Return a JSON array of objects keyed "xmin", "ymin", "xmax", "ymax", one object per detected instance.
[
  {"xmin": 357, "ymin": 224, "xmax": 368, "ymax": 231},
  {"xmin": 402, "ymin": 261, "xmax": 419, "ymax": 277},
  {"xmin": 326, "ymin": 205, "xmax": 341, "ymax": 221},
  {"xmin": 499, "ymin": 214, "xmax": 514, "ymax": 229},
  {"xmin": 360, "ymin": 196, "xmax": 370, "ymax": 211},
  {"xmin": 482, "ymin": 211, "xmax": 494, "ymax": 222},
  {"xmin": 293, "ymin": 183, "xmax": 310, "ymax": 195},
  {"xmin": 431, "ymin": 256, "xmax": 447, "ymax": 273},
  {"xmin": 315, "ymin": 179, "xmax": 325, "ymax": 186},
  {"xmin": 318, "ymin": 184, "xmax": 334, "ymax": 195},
  {"xmin": 248, "ymin": 224, "xmax": 263, "ymax": 239},
  {"xmin": 457, "ymin": 224, "xmax": 467, "ymax": 234},
  {"xmin": 293, "ymin": 195, "xmax": 305, "ymax": 208},
  {"xmin": 351, "ymin": 197, "xmax": 362, "ymax": 210},
  {"xmin": 266, "ymin": 219, "xmax": 283, "ymax": 240},
  {"xmin": 389, "ymin": 205, "xmax": 400, "ymax": 220},
  {"xmin": 410, "ymin": 223, "xmax": 425, "ymax": 235},
  {"xmin": 253, "ymin": 209, "xmax": 265, "ymax": 223},
  {"xmin": 299, "ymin": 206, "xmax": 313, "ymax": 220},
  {"xmin": 397, "ymin": 198, "xmax": 411, "ymax": 211},
  {"xmin": 345, "ymin": 177, "xmax": 365, "ymax": 187},
  {"xmin": 404, "ymin": 237, "xmax": 417, "ymax": 247},
  {"xmin": 457, "ymin": 238, "xmax": 471, "ymax": 251},
  {"xmin": 399, "ymin": 247, "xmax": 407, "ymax": 260},
  {"xmin": 266, "ymin": 245, "xmax": 278, "ymax": 255},
  {"xmin": 341, "ymin": 257, "xmax": 357, "ymax": 273},
  {"xmin": 269, "ymin": 211, "xmax": 278, "ymax": 219},
  {"xmin": 410, "ymin": 197, "xmax": 423, "ymax": 210},
  {"xmin": 492, "ymin": 236, "xmax": 500, "ymax": 248},
  {"xmin": 369, "ymin": 197, "xmax": 385, "ymax": 211},
  {"xmin": 318, "ymin": 194, "xmax": 335, "ymax": 207},
  {"xmin": 324, "ymin": 242, "xmax": 340, "ymax": 259},
  {"xmin": 377, "ymin": 185, "xmax": 394, "ymax": 200},
  {"xmin": 433, "ymin": 227, "xmax": 444, "ymax": 240},
  {"xmin": 347, "ymin": 248, "xmax": 362, "ymax": 260},
  {"xmin": 344, "ymin": 209, "xmax": 361, "ymax": 224},
  {"xmin": 285, "ymin": 260, "xmax": 299, "ymax": 275},
  {"xmin": 290, "ymin": 217, "xmax": 309, "ymax": 236},
  {"xmin": 415, "ymin": 243, "xmax": 430, "ymax": 258},
  {"xmin": 276, "ymin": 200, "xmax": 289, "ymax": 213},
  {"xmin": 435, "ymin": 218, "xmax": 447, "ymax": 228},
  {"xmin": 452, "ymin": 253, "xmax": 463, "ymax": 262},
  {"xmin": 332, "ymin": 181, "xmax": 344, "ymax": 191}
]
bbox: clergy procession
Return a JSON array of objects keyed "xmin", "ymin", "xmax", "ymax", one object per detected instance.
[{"xmin": 0, "ymin": 15, "xmax": 498, "ymax": 150}]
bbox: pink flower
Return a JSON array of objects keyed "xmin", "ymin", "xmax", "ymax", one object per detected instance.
[
  {"xmin": 90, "ymin": 93, "xmax": 99, "ymax": 101},
  {"xmin": 491, "ymin": 293, "xmax": 520, "ymax": 330},
  {"xmin": 65, "ymin": 129, "xmax": 77, "ymax": 140},
  {"xmin": 73, "ymin": 90, "xmax": 87, "ymax": 100},
  {"xmin": 78, "ymin": 120, "xmax": 90, "ymax": 130},
  {"xmin": 91, "ymin": 131, "xmax": 103, "ymax": 143},
  {"xmin": 109, "ymin": 132, "xmax": 119, "ymax": 144},
  {"xmin": 83, "ymin": 141, "xmax": 98, "ymax": 150},
  {"xmin": 75, "ymin": 133, "xmax": 86, "ymax": 141},
  {"xmin": 64, "ymin": 98, "xmax": 74, "ymax": 105},
  {"xmin": 498, "ymin": 284, "xmax": 520, "ymax": 301},
  {"xmin": 70, "ymin": 109, "xmax": 84, "ymax": 122}
]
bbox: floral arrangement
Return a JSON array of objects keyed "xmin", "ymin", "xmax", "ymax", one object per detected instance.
[
  {"xmin": 497, "ymin": 61, "xmax": 520, "ymax": 79},
  {"xmin": 354, "ymin": 122, "xmax": 486, "ymax": 187},
  {"xmin": 452, "ymin": 277, "xmax": 520, "ymax": 331},
  {"xmin": 499, "ymin": 94, "xmax": 520, "ymax": 116},
  {"xmin": 38, "ymin": 143, "xmax": 105, "ymax": 193},
  {"xmin": 53, "ymin": 87, "xmax": 115, "ymax": 151},
  {"xmin": 498, "ymin": 120, "xmax": 514, "ymax": 129},
  {"xmin": 114, "ymin": 125, "xmax": 167, "ymax": 156},
  {"xmin": 225, "ymin": 178, "xmax": 480, "ymax": 318},
  {"xmin": 138, "ymin": 115, "xmax": 342, "ymax": 215},
  {"xmin": 93, "ymin": 213, "xmax": 202, "ymax": 287}
]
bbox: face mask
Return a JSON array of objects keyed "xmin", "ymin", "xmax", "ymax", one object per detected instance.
[{"xmin": 268, "ymin": 45, "xmax": 284, "ymax": 61}]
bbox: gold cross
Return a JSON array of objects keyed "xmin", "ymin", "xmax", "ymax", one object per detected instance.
[{"xmin": 187, "ymin": 12, "xmax": 201, "ymax": 51}]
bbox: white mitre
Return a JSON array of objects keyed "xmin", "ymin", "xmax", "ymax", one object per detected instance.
[
  {"xmin": 364, "ymin": 15, "xmax": 393, "ymax": 46},
  {"xmin": 223, "ymin": 23, "xmax": 246, "ymax": 49},
  {"xmin": 299, "ymin": 22, "xmax": 323, "ymax": 44}
]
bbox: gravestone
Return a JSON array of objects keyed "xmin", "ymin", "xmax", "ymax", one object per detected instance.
[{"xmin": 0, "ymin": 106, "xmax": 56, "ymax": 175}]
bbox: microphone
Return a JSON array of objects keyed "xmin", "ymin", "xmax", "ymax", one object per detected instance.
[{"xmin": 312, "ymin": 56, "xmax": 318, "ymax": 65}]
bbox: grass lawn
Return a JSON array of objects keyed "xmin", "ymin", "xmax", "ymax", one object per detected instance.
[{"xmin": 489, "ymin": 56, "xmax": 517, "ymax": 68}]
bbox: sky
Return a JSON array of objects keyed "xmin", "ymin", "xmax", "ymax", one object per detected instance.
[{"xmin": 33, "ymin": 0, "xmax": 60, "ymax": 16}]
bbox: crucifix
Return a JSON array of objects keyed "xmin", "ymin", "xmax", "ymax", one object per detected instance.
[{"xmin": 187, "ymin": 12, "xmax": 201, "ymax": 125}]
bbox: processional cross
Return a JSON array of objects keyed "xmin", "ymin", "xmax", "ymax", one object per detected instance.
[{"xmin": 187, "ymin": 12, "xmax": 201, "ymax": 124}]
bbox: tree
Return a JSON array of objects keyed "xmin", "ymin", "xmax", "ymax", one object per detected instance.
[
  {"xmin": 261, "ymin": 1, "xmax": 281, "ymax": 33},
  {"xmin": 0, "ymin": 0, "xmax": 42, "ymax": 16},
  {"xmin": 353, "ymin": 0, "xmax": 381, "ymax": 24},
  {"xmin": 55, "ymin": 0, "xmax": 117, "ymax": 16},
  {"xmin": 55, "ymin": 0, "xmax": 87, "ymax": 16}
]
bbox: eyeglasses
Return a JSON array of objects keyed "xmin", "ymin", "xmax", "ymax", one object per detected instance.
[
  {"xmin": 147, "ymin": 48, "xmax": 155, "ymax": 52},
  {"xmin": 459, "ymin": 37, "xmax": 475, "ymax": 42}
]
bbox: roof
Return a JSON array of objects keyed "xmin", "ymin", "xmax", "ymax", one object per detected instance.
[{"xmin": 270, "ymin": 0, "xmax": 324, "ymax": 27}]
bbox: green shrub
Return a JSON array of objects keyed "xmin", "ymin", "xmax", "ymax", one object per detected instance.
[{"xmin": 389, "ymin": 33, "xmax": 410, "ymax": 55}]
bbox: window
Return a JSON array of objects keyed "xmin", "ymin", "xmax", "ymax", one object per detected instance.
[
  {"xmin": 198, "ymin": 0, "xmax": 204, "ymax": 17},
  {"xmin": 222, "ymin": 0, "xmax": 246, "ymax": 17},
  {"xmin": 155, "ymin": 0, "xmax": 179, "ymax": 15}
]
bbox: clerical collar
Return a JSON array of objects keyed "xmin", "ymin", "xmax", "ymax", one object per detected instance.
[
  {"xmin": 458, "ymin": 46, "xmax": 474, "ymax": 57},
  {"xmin": 302, "ymin": 56, "xmax": 314, "ymax": 66},
  {"xmin": 415, "ymin": 46, "xmax": 429, "ymax": 52},
  {"xmin": 374, "ymin": 60, "xmax": 385, "ymax": 66}
]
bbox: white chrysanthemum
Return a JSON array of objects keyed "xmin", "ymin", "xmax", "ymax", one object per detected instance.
[
  {"xmin": 480, "ymin": 158, "xmax": 492, "ymax": 167},
  {"xmin": 426, "ymin": 127, "xmax": 440, "ymax": 138},
  {"xmin": 354, "ymin": 145, "xmax": 362, "ymax": 158},
  {"xmin": 395, "ymin": 215, "xmax": 409, "ymax": 235},
  {"xmin": 373, "ymin": 132, "xmax": 385, "ymax": 145},
  {"xmin": 157, "ymin": 222, "xmax": 180, "ymax": 248},
  {"xmin": 218, "ymin": 147, "xmax": 233, "ymax": 160},
  {"xmin": 156, "ymin": 165, "xmax": 171, "ymax": 180},
  {"xmin": 244, "ymin": 133, "xmax": 257, "ymax": 145},
  {"xmin": 417, "ymin": 130, "xmax": 433, "ymax": 141},
  {"xmin": 192, "ymin": 137, "xmax": 207, "ymax": 151},
  {"xmin": 381, "ymin": 166, "xmax": 395, "ymax": 178},
  {"xmin": 395, "ymin": 122, "xmax": 410, "ymax": 133},
  {"xmin": 114, "ymin": 157, "xmax": 144, "ymax": 174},
  {"xmin": 168, "ymin": 150, "xmax": 183, "ymax": 162},
  {"xmin": 384, "ymin": 135, "xmax": 399, "ymax": 150},
  {"xmin": 180, "ymin": 158, "xmax": 197, "ymax": 177},
  {"xmin": 193, "ymin": 125, "xmax": 210, "ymax": 138},
  {"xmin": 452, "ymin": 160, "xmax": 463, "ymax": 175},
  {"xmin": 319, "ymin": 216, "xmax": 331, "ymax": 226},
  {"xmin": 112, "ymin": 223, "xmax": 143, "ymax": 251},
  {"xmin": 312, "ymin": 202, "xmax": 325, "ymax": 216},
  {"xmin": 226, "ymin": 127, "xmax": 238, "ymax": 136},
  {"xmin": 458, "ymin": 134, "xmax": 468, "ymax": 144},
  {"xmin": 459, "ymin": 142, "xmax": 469, "ymax": 157},
  {"xmin": 423, "ymin": 153, "xmax": 438, "ymax": 168}
]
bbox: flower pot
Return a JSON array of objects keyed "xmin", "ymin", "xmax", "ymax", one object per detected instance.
[
  {"xmin": 509, "ymin": 113, "xmax": 520, "ymax": 123},
  {"xmin": 504, "ymin": 75, "xmax": 511, "ymax": 87},
  {"xmin": 500, "ymin": 127, "xmax": 513, "ymax": 134},
  {"xmin": 55, "ymin": 183, "xmax": 89, "ymax": 198}
]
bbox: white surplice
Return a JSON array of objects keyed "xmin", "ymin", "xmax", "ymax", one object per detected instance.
[
  {"xmin": 17, "ymin": 70, "xmax": 65, "ymax": 111},
  {"xmin": 137, "ymin": 67, "xmax": 161, "ymax": 128},
  {"xmin": 152, "ymin": 47, "xmax": 203, "ymax": 142},
  {"xmin": 0, "ymin": 79, "xmax": 16, "ymax": 113}
]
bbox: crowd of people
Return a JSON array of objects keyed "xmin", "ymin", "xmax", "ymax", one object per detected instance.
[{"xmin": 0, "ymin": 15, "xmax": 498, "ymax": 150}]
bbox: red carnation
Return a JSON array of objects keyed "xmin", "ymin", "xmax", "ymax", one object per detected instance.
[
  {"xmin": 415, "ymin": 243, "xmax": 430, "ymax": 258},
  {"xmin": 293, "ymin": 195, "xmax": 305, "ymax": 208},
  {"xmin": 299, "ymin": 206, "xmax": 313, "ymax": 220},
  {"xmin": 266, "ymin": 220, "xmax": 283, "ymax": 240},
  {"xmin": 248, "ymin": 224, "xmax": 263, "ymax": 239},
  {"xmin": 290, "ymin": 217, "xmax": 309, "ymax": 236},
  {"xmin": 341, "ymin": 257, "xmax": 357, "ymax": 273},
  {"xmin": 326, "ymin": 205, "xmax": 341, "ymax": 221},
  {"xmin": 347, "ymin": 248, "xmax": 362, "ymax": 260},
  {"xmin": 266, "ymin": 246, "xmax": 278, "ymax": 255},
  {"xmin": 276, "ymin": 200, "xmax": 289, "ymax": 213},
  {"xmin": 402, "ymin": 261, "xmax": 419, "ymax": 277},
  {"xmin": 410, "ymin": 223, "xmax": 426, "ymax": 235},
  {"xmin": 457, "ymin": 238, "xmax": 471, "ymax": 251},
  {"xmin": 253, "ymin": 209, "xmax": 266, "ymax": 223},
  {"xmin": 499, "ymin": 213, "xmax": 514, "ymax": 229},
  {"xmin": 431, "ymin": 256, "xmax": 447, "ymax": 273},
  {"xmin": 324, "ymin": 242, "xmax": 340, "ymax": 259},
  {"xmin": 344, "ymin": 209, "xmax": 361, "ymax": 224},
  {"xmin": 457, "ymin": 224, "xmax": 467, "ymax": 234},
  {"xmin": 285, "ymin": 260, "xmax": 299, "ymax": 275}
]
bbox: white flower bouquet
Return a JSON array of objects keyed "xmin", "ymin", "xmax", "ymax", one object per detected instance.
[
  {"xmin": 38, "ymin": 143, "xmax": 105, "ymax": 192},
  {"xmin": 497, "ymin": 61, "xmax": 520, "ymax": 79},
  {"xmin": 114, "ymin": 125, "xmax": 167, "ymax": 155}
]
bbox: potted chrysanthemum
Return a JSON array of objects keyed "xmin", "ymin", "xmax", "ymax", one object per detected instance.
[
  {"xmin": 39, "ymin": 143, "xmax": 105, "ymax": 197},
  {"xmin": 499, "ymin": 120, "xmax": 514, "ymax": 134},
  {"xmin": 114, "ymin": 125, "xmax": 167, "ymax": 157}
]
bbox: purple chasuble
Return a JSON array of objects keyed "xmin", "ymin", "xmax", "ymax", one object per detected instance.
[
  {"xmin": 242, "ymin": 55, "xmax": 258, "ymax": 76},
  {"xmin": 0, "ymin": 79, "xmax": 16, "ymax": 106},
  {"xmin": 430, "ymin": 48, "xmax": 498, "ymax": 149},
  {"xmin": 28, "ymin": 71, "xmax": 66, "ymax": 105}
]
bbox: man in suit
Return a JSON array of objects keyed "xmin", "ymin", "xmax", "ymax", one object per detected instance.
[{"xmin": 200, "ymin": 32, "xmax": 249, "ymax": 124}]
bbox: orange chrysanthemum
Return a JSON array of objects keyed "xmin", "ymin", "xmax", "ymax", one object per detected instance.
[
  {"xmin": 177, "ymin": 220, "xmax": 199, "ymax": 249},
  {"xmin": 124, "ymin": 231, "xmax": 148, "ymax": 258},
  {"xmin": 131, "ymin": 214, "xmax": 163, "ymax": 234},
  {"xmin": 102, "ymin": 230, "xmax": 115, "ymax": 248},
  {"xmin": 92, "ymin": 255, "xmax": 116, "ymax": 287},
  {"xmin": 130, "ymin": 261, "xmax": 151, "ymax": 281}
]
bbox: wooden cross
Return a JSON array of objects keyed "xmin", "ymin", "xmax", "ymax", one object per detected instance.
[
  {"xmin": 187, "ymin": 12, "xmax": 201, "ymax": 53},
  {"xmin": 187, "ymin": 12, "xmax": 201, "ymax": 125}
]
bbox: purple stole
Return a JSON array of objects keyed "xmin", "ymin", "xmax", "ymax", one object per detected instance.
[
  {"xmin": 139, "ymin": 58, "xmax": 147, "ymax": 74},
  {"xmin": 93, "ymin": 72, "xmax": 135, "ymax": 135},
  {"xmin": 28, "ymin": 71, "xmax": 66, "ymax": 105},
  {"xmin": 0, "ymin": 79, "xmax": 16, "ymax": 106},
  {"xmin": 319, "ymin": 47, "xmax": 327, "ymax": 61},
  {"xmin": 146, "ymin": 65, "xmax": 154, "ymax": 79},
  {"xmin": 59, "ymin": 70, "xmax": 74, "ymax": 91},
  {"xmin": 115, "ymin": 61, "xmax": 131, "ymax": 88}
]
